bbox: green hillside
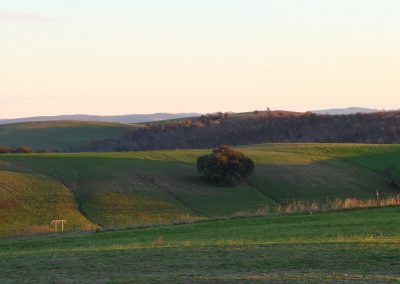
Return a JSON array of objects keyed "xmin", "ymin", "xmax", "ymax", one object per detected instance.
[
  {"xmin": 0, "ymin": 171, "xmax": 97, "ymax": 236},
  {"xmin": 1, "ymin": 206, "xmax": 399, "ymax": 283},
  {"xmin": 0, "ymin": 143, "xmax": 400, "ymax": 237},
  {"xmin": 0, "ymin": 121, "xmax": 138, "ymax": 151}
]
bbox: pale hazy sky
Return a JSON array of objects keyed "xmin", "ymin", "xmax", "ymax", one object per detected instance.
[{"xmin": 1, "ymin": 1, "xmax": 399, "ymax": 118}]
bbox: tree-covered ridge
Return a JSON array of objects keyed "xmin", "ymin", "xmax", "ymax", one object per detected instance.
[{"xmin": 83, "ymin": 111, "xmax": 400, "ymax": 151}]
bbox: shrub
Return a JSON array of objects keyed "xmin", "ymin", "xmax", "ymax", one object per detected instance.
[
  {"xmin": 0, "ymin": 146, "xmax": 12, "ymax": 154},
  {"xmin": 197, "ymin": 145, "xmax": 255, "ymax": 186},
  {"xmin": 0, "ymin": 146, "xmax": 34, "ymax": 154},
  {"xmin": 11, "ymin": 147, "xmax": 34, "ymax": 154}
]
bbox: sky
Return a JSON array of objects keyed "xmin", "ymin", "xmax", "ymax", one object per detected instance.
[{"xmin": 1, "ymin": 0, "xmax": 400, "ymax": 118}]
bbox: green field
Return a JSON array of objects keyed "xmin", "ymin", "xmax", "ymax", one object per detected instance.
[
  {"xmin": 0, "ymin": 206, "xmax": 399, "ymax": 283},
  {"xmin": 0, "ymin": 121, "xmax": 138, "ymax": 151},
  {"xmin": 1, "ymin": 143, "xmax": 400, "ymax": 237}
]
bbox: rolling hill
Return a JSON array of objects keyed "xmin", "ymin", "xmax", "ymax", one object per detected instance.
[
  {"xmin": 0, "ymin": 143, "xmax": 399, "ymax": 237},
  {"xmin": 0, "ymin": 121, "xmax": 139, "ymax": 151},
  {"xmin": 3, "ymin": 111, "xmax": 400, "ymax": 153}
]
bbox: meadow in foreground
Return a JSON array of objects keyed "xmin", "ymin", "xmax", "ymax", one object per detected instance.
[{"xmin": 0, "ymin": 206, "xmax": 399, "ymax": 283}]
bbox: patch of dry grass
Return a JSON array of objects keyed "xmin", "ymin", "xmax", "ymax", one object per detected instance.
[{"xmin": 234, "ymin": 195, "xmax": 400, "ymax": 217}]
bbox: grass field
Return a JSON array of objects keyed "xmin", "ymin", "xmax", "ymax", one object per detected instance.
[
  {"xmin": 0, "ymin": 143, "xmax": 400, "ymax": 237},
  {"xmin": 0, "ymin": 121, "xmax": 138, "ymax": 151},
  {"xmin": 0, "ymin": 206, "xmax": 399, "ymax": 283}
]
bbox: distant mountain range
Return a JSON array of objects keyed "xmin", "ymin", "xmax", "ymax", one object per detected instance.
[
  {"xmin": 0, "ymin": 113, "xmax": 201, "ymax": 125},
  {"xmin": 1, "ymin": 108, "xmax": 398, "ymax": 125},
  {"xmin": 311, "ymin": 107, "xmax": 381, "ymax": 115}
]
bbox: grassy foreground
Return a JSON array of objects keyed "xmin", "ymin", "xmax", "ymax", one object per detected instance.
[
  {"xmin": 1, "ymin": 143, "xmax": 400, "ymax": 237},
  {"xmin": 0, "ymin": 206, "xmax": 399, "ymax": 283}
]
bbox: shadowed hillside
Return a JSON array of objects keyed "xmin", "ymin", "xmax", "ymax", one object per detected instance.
[{"xmin": 0, "ymin": 121, "xmax": 139, "ymax": 151}]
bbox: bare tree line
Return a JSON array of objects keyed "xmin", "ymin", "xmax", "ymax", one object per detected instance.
[{"xmin": 81, "ymin": 111, "xmax": 400, "ymax": 152}]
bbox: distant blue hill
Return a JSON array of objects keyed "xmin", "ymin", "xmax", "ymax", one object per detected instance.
[
  {"xmin": 0, "ymin": 113, "xmax": 201, "ymax": 125},
  {"xmin": 311, "ymin": 107, "xmax": 380, "ymax": 115}
]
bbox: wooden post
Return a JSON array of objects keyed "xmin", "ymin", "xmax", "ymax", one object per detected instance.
[
  {"xmin": 60, "ymin": 220, "xmax": 66, "ymax": 232},
  {"xmin": 376, "ymin": 190, "xmax": 380, "ymax": 206},
  {"xmin": 51, "ymin": 220, "xmax": 67, "ymax": 233}
]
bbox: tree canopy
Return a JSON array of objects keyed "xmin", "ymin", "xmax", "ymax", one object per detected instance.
[{"xmin": 197, "ymin": 145, "xmax": 255, "ymax": 186}]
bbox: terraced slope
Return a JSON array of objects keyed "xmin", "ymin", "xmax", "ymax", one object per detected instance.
[
  {"xmin": 0, "ymin": 121, "xmax": 138, "ymax": 151},
  {"xmin": 0, "ymin": 143, "xmax": 399, "ymax": 237}
]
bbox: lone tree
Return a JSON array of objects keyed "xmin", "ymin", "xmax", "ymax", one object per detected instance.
[{"xmin": 197, "ymin": 145, "xmax": 255, "ymax": 186}]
